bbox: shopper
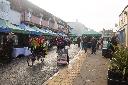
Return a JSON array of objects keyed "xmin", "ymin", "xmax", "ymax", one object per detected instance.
[
  {"xmin": 80, "ymin": 37, "xmax": 83, "ymax": 50},
  {"xmin": 6, "ymin": 32, "xmax": 14, "ymax": 62},
  {"xmin": 91, "ymin": 37, "xmax": 97, "ymax": 54},
  {"xmin": 77, "ymin": 37, "xmax": 81, "ymax": 47},
  {"xmin": 111, "ymin": 35, "xmax": 119, "ymax": 46},
  {"xmin": 83, "ymin": 36, "xmax": 88, "ymax": 53},
  {"xmin": 107, "ymin": 40, "xmax": 114, "ymax": 59}
]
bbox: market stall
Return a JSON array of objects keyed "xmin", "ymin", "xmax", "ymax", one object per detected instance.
[{"xmin": 0, "ymin": 18, "xmax": 58, "ymax": 63}]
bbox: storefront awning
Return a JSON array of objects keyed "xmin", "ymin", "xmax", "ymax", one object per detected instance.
[
  {"xmin": 6, "ymin": 21, "xmax": 26, "ymax": 33},
  {"xmin": 0, "ymin": 19, "xmax": 27, "ymax": 33},
  {"xmin": 19, "ymin": 24, "xmax": 40, "ymax": 35},
  {"xmin": 0, "ymin": 19, "xmax": 11, "ymax": 33}
]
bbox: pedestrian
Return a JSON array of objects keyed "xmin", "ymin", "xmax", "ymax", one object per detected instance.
[
  {"xmin": 100, "ymin": 37, "xmax": 103, "ymax": 49},
  {"xmin": 56, "ymin": 37, "xmax": 65, "ymax": 53},
  {"xmin": 83, "ymin": 36, "xmax": 88, "ymax": 53},
  {"xmin": 97, "ymin": 39, "xmax": 100, "ymax": 50},
  {"xmin": 6, "ymin": 32, "xmax": 14, "ymax": 62},
  {"xmin": 77, "ymin": 37, "xmax": 81, "ymax": 47},
  {"xmin": 91, "ymin": 37, "xmax": 97, "ymax": 54},
  {"xmin": 107, "ymin": 40, "xmax": 113, "ymax": 58},
  {"xmin": 73, "ymin": 37, "xmax": 77, "ymax": 45},
  {"xmin": 111, "ymin": 35, "xmax": 119, "ymax": 46},
  {"xmin": 80, "ymin": 37, "xmax": 83, "ymax": 50}
]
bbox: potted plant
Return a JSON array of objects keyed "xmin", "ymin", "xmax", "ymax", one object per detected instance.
[{"xmin": 108, "ymin": 46, "xmax": 128, "ymax": 85}]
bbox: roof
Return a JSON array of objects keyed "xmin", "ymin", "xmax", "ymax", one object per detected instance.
[{"xmin": 119, "ymin": 5, "xmax": 128, "ymax": 16}]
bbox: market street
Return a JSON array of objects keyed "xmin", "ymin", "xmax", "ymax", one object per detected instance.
[
  {"xmin": 0, "ymin": 44, "xmax": 79, "ymax": 85},
  {"xmin": 43, "ymin": 50, "xmax": 109, "ymax": 85}
]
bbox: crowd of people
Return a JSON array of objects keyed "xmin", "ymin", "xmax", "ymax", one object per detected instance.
[
  {"xmin": 77, "ymin": 36, "xmax": 99, "ymax": 54},
  {"xmin": 76, "ymin": 35, "xmax": 119, "ymax": 57}
]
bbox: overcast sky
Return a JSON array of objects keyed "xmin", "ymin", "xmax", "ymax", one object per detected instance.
[{"xmin": 28, "ymin": 0, "xmax": 128, "ymax": 32}]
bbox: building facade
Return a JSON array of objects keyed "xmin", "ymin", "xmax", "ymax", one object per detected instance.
[
  {"xmin": 119, "ymin": 5, "xmax": 128, "ymax": 46},
  {"xmin": 1, "ymin": 0, "xmax": 69, "ymax": 34},
  {"xmin": 0, "ymin": 0, "xmax": 21, "ymax": 25}
]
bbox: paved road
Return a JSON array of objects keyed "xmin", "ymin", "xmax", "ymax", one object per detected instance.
[
  {"xmin": 73, "ymin": 50, "xmax": 109, "ymax": 85},
  {"xmin": 43, "ymin": 50, "xmax": 109, "ymax": 85},
  {"xmin": 0, "ymin": 44, "xmax": 79, "ymax": 85}
]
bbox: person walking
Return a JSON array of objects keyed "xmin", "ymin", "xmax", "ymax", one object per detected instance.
[
  {"xmin": 107, "ymin": 40, "xmax": 114, "ymax": 59},
  {"xmin": 83, "ymin": 36, "xmax": 88, "ymax": 53},
  {"xmin": 91, "ymin": 37, "xmax": 97, "ymax": 54},
  {"xmin": 111, "ymin": 35, "xmax": 119, "ymax": 46},
  {"xmin": 77, "ymin": 37, "xmax": 81, "ymax": 47},
  {"xmin": 6, "ymin": 32, "xmax": 14, "ymax": 62},
  {"xmin": 80, "ymin": 37, "xmax": 83, "ymax": 50}
]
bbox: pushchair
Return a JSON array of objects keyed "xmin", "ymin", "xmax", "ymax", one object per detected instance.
[{"xmin": 57, "ymin": 48, "xmax": 69, "ymax": 66}]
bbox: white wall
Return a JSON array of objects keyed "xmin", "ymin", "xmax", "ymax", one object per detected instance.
[
  {"xmin": 0, "ymin": 0, "xmax": 21, "ymax": 25},
  {"xmin": 8, "ymin": 10, "xmax": 21, "ymax": 25}
]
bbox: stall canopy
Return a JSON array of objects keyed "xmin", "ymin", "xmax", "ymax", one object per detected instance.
[
  {"xmin": 69, "ymin": 33, "xmax": 77, "ymax": 37},
  {"xmin": 40, "ymin": 28, "xmax": 55, "ymax": 36},
  {"xmin": 41, "ymin": 27, "xmax": 57, "ymax": 36},
  {"xmin": 0, "ymin": 19, "xmax": 11, "ymax": 33},
  {"xmin": 0, "ymin": 18, "xmax": 58, "ymax": 36},
  {"xmin": 6, "ymin": 21, "xmax": 25, "ymax": 33},
  {"xmin": 83, "ymin": 30, "xmax": 101, "ymax": 37},
  {"xmin": 19, "ymin": 24, "xmax": 40, "ymax": 35},
  {"xmin": 31, "ymin": 26, "xmax": 44, "ymax": 35},
  {"xmin": 47, "ymin": 29, "xmax": 56, "ymax": 36},
  {"xmin": 57, "ymin": 32, "xmax": 67, "ymax": 37},
  {"xmin": 0, "ymin": 19, "xmax": 26, "ymax": 33}
]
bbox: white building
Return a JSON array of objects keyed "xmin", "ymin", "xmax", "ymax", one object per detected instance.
[
  {"xmin": 67, "ymin": 21, "xmax": 88, "ymax": 36},
  {"xmin": 0, "ymin": 0, "xmax": 21, "ymax": 25}
]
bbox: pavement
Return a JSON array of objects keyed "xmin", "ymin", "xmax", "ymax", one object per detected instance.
[
  {"xmin": 0, "ymin": 44, "xmax": 80, "ymax": 85},
  {"xmin": 43, "ymin": 50, "xmax": 110, "ymax": 85}
]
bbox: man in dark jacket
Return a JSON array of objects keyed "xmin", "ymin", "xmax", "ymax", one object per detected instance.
[
  {"xmin": 91, "ymin": 37, "xmax": 97, "ymax": 54},
  {"xmin": 6, "ymin": 33, "xmax": 14, "ymax": 62},
  {"xmin": 77, "ymin": 37, "xmax": 81, "ymax": 47},
  {"xmin": 83, "ymin": 36, "xmax": 88, "ymax": 53},
  {"xmin": 111, "ymin": 35, "xmax": 118, "ymax": 46}
]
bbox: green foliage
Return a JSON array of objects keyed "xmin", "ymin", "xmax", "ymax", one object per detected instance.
[{"xmin": 110, "ymin": 46, "xmax": 128, "ymax": 77}]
